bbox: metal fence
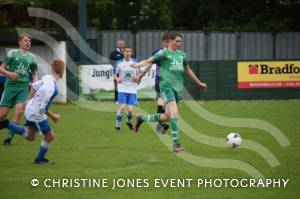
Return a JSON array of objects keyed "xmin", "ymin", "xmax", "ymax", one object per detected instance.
[
  {"xmin": 1, "ymin": 30, "xmax": 299, "ymax": 101},
  {"xmin": 84, "ymin": 29, "xmax": 300, "ymax": 62}
]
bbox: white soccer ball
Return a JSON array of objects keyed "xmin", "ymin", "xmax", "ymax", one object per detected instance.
[{"xmin": 226, "ymin": 132, "xmax": 242, "ymax": 148}]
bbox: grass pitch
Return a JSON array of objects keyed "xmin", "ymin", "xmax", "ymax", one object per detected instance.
[{"xmin": 0, "ymin": 100, "xmax": 299, "ymax": 199}]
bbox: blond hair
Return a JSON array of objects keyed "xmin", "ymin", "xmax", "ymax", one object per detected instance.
[{"xmin": 18, "ymin": 33, "xmax": 32, "ymax": 41}]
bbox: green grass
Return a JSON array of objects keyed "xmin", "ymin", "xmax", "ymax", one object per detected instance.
[
  {"xmin": 0, "ymin": 100, "xmax": 299, "ymax": 199},
  {"xmin": 80, "ymin": 90, "xmax": 156, "ymax": 100}
]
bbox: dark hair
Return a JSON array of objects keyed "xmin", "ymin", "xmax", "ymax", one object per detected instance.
[
  {"xmin": 167, "ymin": 31, "xmax": 183, "ymax": 40},
  {"xmin": 123, "ymin": 46, "xmax": 133, "ymax": 50},
  {"xmin": 162, "ymin": 32, "xmax": 169, "ymax": 41}
]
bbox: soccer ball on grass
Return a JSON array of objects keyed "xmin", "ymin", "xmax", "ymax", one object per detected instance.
[{"xmin": 226, "ymin": 132, "xmax": 242, "ymax": 148}]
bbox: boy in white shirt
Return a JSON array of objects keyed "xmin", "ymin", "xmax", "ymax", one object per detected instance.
[
  {"xmin": 0, "ymin": 59, "xmax": 65, "ymax": 164},
  {"xmin": 114, "ymin": 47, "xmax": 142, "ymax": 131}
]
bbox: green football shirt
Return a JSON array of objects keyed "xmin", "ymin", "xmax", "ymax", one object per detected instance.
[
  {"xmin": 151, "ymin": 48, "xmax": 188, "ymax": 92},
  {"xmin": 3, "ymin": 49, "xmax": 37, "ymax": 90}
]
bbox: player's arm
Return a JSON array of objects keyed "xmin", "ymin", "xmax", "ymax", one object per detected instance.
[
  {"xmin": 132, "ymin": 49, "xmax": 163, "ymax": 68},
  {"xmin": 0, "ymin": 63, "xmax": 19, "ymax": 80},
  {"xmin": 31, "ymin": 70, "xmax": 38, "ymax": 82},
  {"xmin": 185, "ymin": 65, "xmax": 207, "ymax": 89},
  {"xmin": 28, "ymin": 80, "xmax": 43, "ymax": 101},
  {"xmin": 131, "ymin": 57, "xmax": 154, "ymax": 68},
  {"xmin": 114, "ymin": 75, "xmax": 121, "ymax": 83},
  {"xmin": 133, "ymin": 73, "xmax": 142, "ymax": 85},
  {"xmin": 40, "ymin": 94, "xmax": 60, "ymax": 123},
  {"xmin": 46, "ymin": 111, "xmax": 60, "ymax": 123},
  {"xmin": 133, "ymin": 67, "xmax": 144, "ymax": 84},
  {"xmin": 27, "ymin": 87, "xmax": 36, "ymax": 102},
  {"xmin": 39, "ymin": 90, "xmax": 60, "ymax": 123},
  {"xmin": 140, "ymin": 63, "xmax": 153, "ymax": 78}
]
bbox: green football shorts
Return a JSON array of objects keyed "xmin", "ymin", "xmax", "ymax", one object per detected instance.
[
  {"xmin": 0, "ymin": 88, "xmax": 29, "ymax": 108},
  {"xmin": 160, "ymin": 87, "xmax": 182, "ymax": 103}
]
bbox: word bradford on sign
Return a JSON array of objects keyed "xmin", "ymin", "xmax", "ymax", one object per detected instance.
[{"xmin": 237, "ymin": 61, "xmax": 300, "ymax": 88}]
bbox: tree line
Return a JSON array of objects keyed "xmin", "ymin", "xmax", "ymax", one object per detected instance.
[{"xmin": 0, "ymin": 0, "xmax": 299, "ymax": 31}]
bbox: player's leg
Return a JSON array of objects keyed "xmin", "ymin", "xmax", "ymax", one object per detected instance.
[
  {"xmin": 0, "ymin": 119, "xmax": 37, "ymax": 141},
  {"xmin": 155, "ymin": 85, "xmax": 164, "ymax": 132},
  {"xmin": 24, "ymin": 126, "xmax": 37, "ymax": 141},
  {"xmin": 134, "ymin": 88, "xmax": 172, "ymax": 132},
  {"xmin": 168, "ymin": 90, "xmax": 183, "ymax": 152},
  {"xmin": 0, "ymin": 106, "xmax": 9, "ymax": 121},
  {"xmin": 155, "ymin": 84, "xmax": 166, "ymax": 133},
  {"xmin": 126, "ymin": 105, "xmax": 134, "ymax": 130},
  {"xmin": 115, "ymin": 92, "xmax": 127, "ymax": 130},
  {"xmin": 116, "ymin": 104, "xmax": 126, "ymax": 130},
  {"xmin": 4, "ymin": 102, "xmax": 25, "ymax": 144},
  {"xmin": 167, "ymin": 100, "xmax": 183, "ymax": 152},
  {"xmin": 0, "ymin": 89, "xmax": 16, "ymax": 145},
  {"xmin": 125, "ymin": 93, "xmax": 137, "ymax": 131},
  {"xmin": 156, "ymin": 97, "xmax": 169, "ymax": 134},
  {"xmin": 4, "ymin": 89, "xmax": 27, "ymax": 145},
  {"xmin": 34, "ymin": 120, "xmax": 55, "ymax": 164},
  {"xmin": 137, "ymin": 106, "xmax": 166, "ymax": 123},
  {"xmin": 157, "ymin": 98, "xmax": 165, "ymax": 113},
  {"xmin": 0, "ymin": 88, "xmax": 14, "ymax": 121},
  {"xmin": 114, "ymin": 80, "xmax": 118, "ymax": 103},
  {"xmin": 0, "ymin": 83, "xmax": 4, "ymax": 101},
  {"xmin": 155, "ymin": 85, "xmax": 165, "ymax": 114}
]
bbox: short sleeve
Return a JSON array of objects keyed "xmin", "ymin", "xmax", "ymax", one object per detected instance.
[
  {"xmin": 36, "ymin": 76, "xmax": 54, "ymax": 113},
  {"xmin": 32, "ymin": 80, "xmax": 43, "ymax": 91}
]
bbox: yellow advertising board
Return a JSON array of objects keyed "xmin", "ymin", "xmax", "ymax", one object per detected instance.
[{"xmin": 237, "ymin": 61, "xmax": 300, "ymax": 88}]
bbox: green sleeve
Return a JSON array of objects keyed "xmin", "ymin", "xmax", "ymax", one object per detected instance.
[{"xmin": 151, "ymin": 49, "xmax": 164, "ymax": 62}]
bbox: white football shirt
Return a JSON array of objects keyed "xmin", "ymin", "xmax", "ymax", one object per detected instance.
[
  {"xmin": 25, "ymin": 75, "xmax": 59, "ymax": 122},
  {"xmin": 115, "ymin": 58, "xmax": 140, "ymax": 94}
]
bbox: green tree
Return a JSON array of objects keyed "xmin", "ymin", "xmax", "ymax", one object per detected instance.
[
  {"xmin": 137, "ymin": 0, "xmax": 172, "ymax": 29},
  {"xmin": 87, "ymin": 0, "xmax": 114, "ymax": 28},
  {"xmin": 1, "ymin": 0, "xmax": 299, "ymax": 31}
]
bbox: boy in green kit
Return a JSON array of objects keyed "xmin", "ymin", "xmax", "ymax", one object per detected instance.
[
  {"xmin": 0, "ymin": 33, "xmax": 38, "ymax": 145},
  {"xmin": 131, "ymin": 32, "xmax": 207, "ymax": 152}
]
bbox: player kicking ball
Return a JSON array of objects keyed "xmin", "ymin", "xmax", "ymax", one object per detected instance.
[
  {"xmin": 114, "ymin": 47, "xmax": 142, "ymax": 131},
  {"xmin": 131, "ymin": 32, "xmax": 207, "ymax": 152},
  {"xmin": 0, "ymin": 59, "xmax": 65, "ymax": 164}
]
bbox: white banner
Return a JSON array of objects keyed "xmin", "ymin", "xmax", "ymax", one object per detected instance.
[{"xmin": 81, "ymin": 64, "xmax": 157, "ymax": 94}]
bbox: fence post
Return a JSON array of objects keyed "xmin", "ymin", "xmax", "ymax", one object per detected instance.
[
  {"xmin": 98, "ymin": 29, "xmax": 102, "ymax": 63},
  {"xmin": 132, "ymin": 29, "xmax": 137, "ymax": 58},
  {"xmin": 236, "ymin": 32, "xmax": 241, "ymax": 60},
  {"xmin": 272, "ymin": 31, "xmax": 277, "ymax": 59},
  {"xmin": 78, "ymin": 0, "xmax": 87, "ymax": 62},
  {"xmin": 204, "ymin": 29, "xmax": 209, "ymax": 60}
]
